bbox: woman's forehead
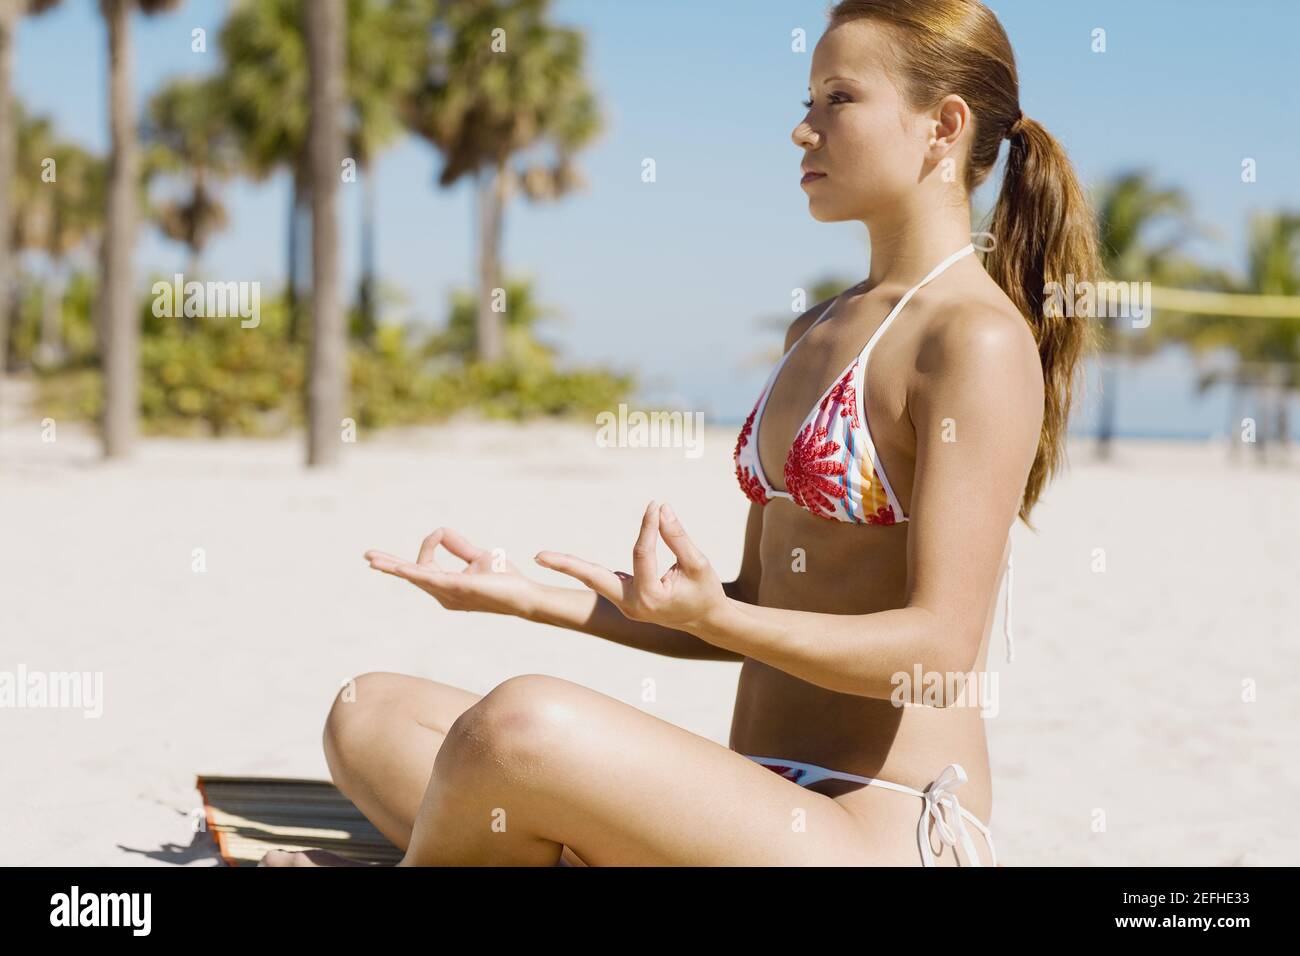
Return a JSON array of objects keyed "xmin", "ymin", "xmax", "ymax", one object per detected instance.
[{"xmin": 810, "ymin": 22, "xmax": 896, "ymax": 89}]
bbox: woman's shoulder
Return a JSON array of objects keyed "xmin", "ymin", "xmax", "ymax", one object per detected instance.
[
  {"xmin": 781, "ymin": 294, "xmax": 840, "ymax": 351},
  {"xmin": 915, "ymin": 283, "xmax": 1040, "ymax": 371},
  {"xmin": 904, "ymin": 288, "xmax": 1045, "ymax": 441}
]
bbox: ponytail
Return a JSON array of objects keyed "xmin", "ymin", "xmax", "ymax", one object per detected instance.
[{"xmin": 985, "ymin": 116, "xmax": 1102, "ymax": 528}]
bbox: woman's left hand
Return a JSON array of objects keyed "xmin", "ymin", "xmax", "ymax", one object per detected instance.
[{"xmin": 535, "ymin": 501, "xmax": 727, "ymax": 633}]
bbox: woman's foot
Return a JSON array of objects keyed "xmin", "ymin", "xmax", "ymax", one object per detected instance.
[{"xmin": 257, "ymin": 848, "xmax": 378, "ymax": 867}]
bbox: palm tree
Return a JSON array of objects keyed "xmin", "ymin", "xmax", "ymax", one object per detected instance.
[
  {"xmin": 304, "ymin": 0, "xmax": 346, "ymax": 466},
  {"xmin": 344, "ymin": 0, "xmax": 420, "ymax": 342},
  {"xmin": 430, "ymin": 273, "xmax": 558, "ymax": 363},
  {"xmin": 99, "ymin": 0, "xmax": 180, "ymax": 459},
  {"xmin": 221, "ymin": 0, "xmax": 419, "ymax": 343},
  {"xmin": 32, "ymin": 140, "xmax": 105, "ymax": 367},
  {"xmin": 400, "ymin": 0, "xmax": 602, "ymax": 365},
  {"xmin": 0, "ymin": 0, "xmax": 60, "ymax": 376},
  {"xmin": 1092, "ymin": 171, "xmax": 1195, "ymax": 460},
  {"xmin": 9, "ymin": 107, "xmax": 111, "ymax": 370},
  {"xmin": 220, "ymin": 0, "xmax": 311, "ymax": 338},
  {"xmin": 1174, "ymin": 213, "xmax": 1300, "ymax": 460},
  {"xmin": 141, "ymin": 76, "xmax": 239, "ymax": 279},
  {"xmin": 6, "ymin": 103, "xmax": 53, "ymax": 367},
  {"xmin": 1246, "ymin": 215, "xmax": 1300, "ymax": 457}
]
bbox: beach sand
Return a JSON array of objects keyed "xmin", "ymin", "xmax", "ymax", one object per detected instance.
[{"xmin": 1, "ymin": 396, "xmax": 1296, "ymax": 866}]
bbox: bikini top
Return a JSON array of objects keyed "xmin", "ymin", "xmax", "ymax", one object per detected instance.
[
  {"xmin": 732, "ymin": 242, "xmax": 1017, "ymax": 662},
  {"xmin": 734, "ymin": 243, "xmax": 976, "ymax": 524}
]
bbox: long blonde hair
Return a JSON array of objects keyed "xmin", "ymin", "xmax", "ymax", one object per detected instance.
[{"xmin": 829, "ymin": 0, "xmax": 1102, "ymax": 528}]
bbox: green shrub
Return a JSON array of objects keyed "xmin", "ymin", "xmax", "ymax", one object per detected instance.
[
  {"xmin": 140, "ymin": 299, "xmax": 305, "ymax": 436},
  {"xmin": 33, "ymin": 278, "xmax": 635, "ymax": 436}
]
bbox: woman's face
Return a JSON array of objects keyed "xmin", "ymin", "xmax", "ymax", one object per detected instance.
[{"xmin": 793, "ymin": 21, "xmax": 931, "ymax": 223}]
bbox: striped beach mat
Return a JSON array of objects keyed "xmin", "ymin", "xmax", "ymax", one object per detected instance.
[{"xmin": 195, "ymin": 775, "xmax": 404, "ymax": 867}]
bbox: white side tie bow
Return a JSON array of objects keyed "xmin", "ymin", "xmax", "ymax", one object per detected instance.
[{"xmin": 918, "ymin": 763, "xmax": 984, "ymax": 867}]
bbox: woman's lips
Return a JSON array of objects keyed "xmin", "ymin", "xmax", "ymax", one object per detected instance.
[{"xmin": 801, "ymin": 172, "xmax": 827, "ymax": 185}]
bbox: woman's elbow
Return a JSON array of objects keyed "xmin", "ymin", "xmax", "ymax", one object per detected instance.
[{"xmin": 909, "ymin": 614, "xmax": 985, "ymax": 705}]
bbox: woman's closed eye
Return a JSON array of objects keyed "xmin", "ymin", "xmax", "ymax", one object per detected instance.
[{"xmin": 802, "ymin": 92, "xmax": 848, "ymax": 109}]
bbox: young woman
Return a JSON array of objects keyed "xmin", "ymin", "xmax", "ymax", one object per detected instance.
[{"xmin": 263, "ymin": 0, "xmax": 1099, "ymax": 867}]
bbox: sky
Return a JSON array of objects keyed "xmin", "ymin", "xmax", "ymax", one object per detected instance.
[{"xmin": 12, "ymin": 0, "xmax": 1300, "ymax": 437}]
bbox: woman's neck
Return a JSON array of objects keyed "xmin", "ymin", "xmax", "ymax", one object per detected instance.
[{"xmin": 862, "ymin": 204, "xmax": 975, "ymax": 289}]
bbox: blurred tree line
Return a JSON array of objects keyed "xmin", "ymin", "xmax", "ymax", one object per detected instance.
[{"xmin": 0, "ymin": 0, "xmax": 629, "ymax": 454}]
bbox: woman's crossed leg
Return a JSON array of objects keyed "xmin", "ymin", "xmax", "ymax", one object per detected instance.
[{"xmin": 264, "ymin": 671, "xmax": 881, "ymax": 866}]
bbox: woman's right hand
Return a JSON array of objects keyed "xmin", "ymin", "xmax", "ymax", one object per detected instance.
[{"xmin": 365, "ymin": 528, "xmax": 540, "ymax": 619}]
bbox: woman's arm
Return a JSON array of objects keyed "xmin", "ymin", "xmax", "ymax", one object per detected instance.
[
  {"xmin": 525, "ymin": 502, "xmax": 763, "ymax": 661},
  {"xmin": 689, "ymin": 309, "xmax": 1043, "ymax": 697},
  {"xmin": 522, "ymin": 580, "xmax": 745, "ymax": 660},
  {"xmin": 367, "ymin": 504, "xmax": 766, "ymax": 662}
]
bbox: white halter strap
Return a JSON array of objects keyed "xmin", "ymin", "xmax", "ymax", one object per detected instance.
[{"xmin": 856, "ymin": 243, "xmax": 977, "ymax": 363}]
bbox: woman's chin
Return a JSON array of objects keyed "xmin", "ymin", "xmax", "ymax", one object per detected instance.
[{"xmin": 805, "ymin": 204, "xmax": 851, "ymax": 224}]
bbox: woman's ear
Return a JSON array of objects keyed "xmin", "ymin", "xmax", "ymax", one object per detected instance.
[{"xmin": 928, "ymin": 94, "xmax": 971, "ymax": 154}]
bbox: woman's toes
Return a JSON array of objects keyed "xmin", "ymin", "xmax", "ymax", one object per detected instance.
[
  {"xmin": 300, "ymin": 849, "xmax": 370, "ymax": 866},
  {"xmin": 257, "ymin": 847, "xmax": 369, "ymax": 867},
  {"xmin": 258, "ymin": 849, "xmax": 298, "ymax": 867}
]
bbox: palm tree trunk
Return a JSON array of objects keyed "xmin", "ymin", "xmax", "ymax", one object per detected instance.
[
  {"xmin": 286, "ymin": 173, "xmax": 298, "ymax": 326},
  {"xmin": 3, "ymin": 273, "xmax": 23, "ymax": 372},
  {"xmin": 102, "ymin": 0, "xmax": 140, "ymax": 459},
  {"xmin": 304, "ymin": 0, "xmax": 346, "ymax": 467},
  {"xmin": 1227, "ymin": 366, "xmax": 1245, "ymax": 460},
  {"xmin": 37, "ymin": 262, "xmax": 66, "ymax": 368},
  {"xmin": 0, "ymin": 4, "xmax": 17, "ymax": 381},
  {"xmin": 1278, "ymin": 377, "xmax": 1292, "ymax": 454},
  {"xmin": 1095, "ymin": 318, "xmax": 1119, "ymax": 461},
  {"xmin": 287, "ymin": 169, "xmax": 314, "ymax": 343},
  {"xmin": 1271, "ymin": 364, "xmax": 1289, "ymax": 461},
  {"xmin": 186, "ymin": 170, "xmax": 206, "ymax": 283},
  {"xmin": 1252, "ymin": 380, "xmax": 1267, "ymax": 464},
  {"xmin": 1281, "ymin": 400, "xmax": 1292, "ymax": 457},
  {"xmin": 93, "ymin": 235, "xmax": 106, "ymax": 355},
  {"xmin": 475, "ymin": 163, "xmax": 506, "ymax": 364},
  {"xmin": 358, "ymin": 160, "xmax": 376, "ymax": 342}
]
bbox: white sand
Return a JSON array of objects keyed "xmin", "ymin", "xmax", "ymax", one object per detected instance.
[{"xmin": 1, "ymin": 387, "xmax": 1297, "ymax": 865}]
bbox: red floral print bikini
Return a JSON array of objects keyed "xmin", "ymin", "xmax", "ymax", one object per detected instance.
[{"xmin": 734, "ymin": 243, "xmax": 976, "ymax": 526}]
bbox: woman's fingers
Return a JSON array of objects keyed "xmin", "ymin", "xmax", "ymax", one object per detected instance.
[
  {"xmin": 367, "ymin": 550, "xmax": 440, "ymax": 584},
  {"xmin": 364, "ymin": 550, "xmax": 406, "ymax": 570},
  {"xmin": 370, "ymin": 555, "xmax": 437, "ymax": 583},
  {"xmin": 436, "ymin": 527, "xmax": 488, "ymax": 565},
  {"xmin": 369, "ymin": 555, "xmax": 464, "ymax": 598},
  {"xmin": 376, "ymin": 526, "xmax": 489, "ymax": 574},
  {"xmin": 534, "ymin": 550, "xmax": 626, "ymax": 604},
  {"xmin": 416, "ymin": 529, "xmax": 447, "ymax": 568},
  {"xmin": 658, "ymin": 503, "xmax": 705, "ymax": 571},
  {"xmin": 632, "ymin": 500, "xmax": 662, "ymax": 589},
  {"xmin": 415, "ymin": 527, "xmax": 488, "ymax": 568}
]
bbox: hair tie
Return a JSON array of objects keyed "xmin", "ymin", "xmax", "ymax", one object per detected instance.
[{"xmin": 1007, "ymin": 110, "xmax": 1026, "ymax": 139}]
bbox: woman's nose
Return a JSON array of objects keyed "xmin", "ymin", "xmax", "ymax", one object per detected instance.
[{"xmin": 792, "ymin": 121, "xmax": 820, "ymax": 149}]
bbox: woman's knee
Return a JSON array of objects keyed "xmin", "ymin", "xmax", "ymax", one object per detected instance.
[
  {"xmin": 440, "ymin": 674, "xmax": 584, "ymax": 774},
  {"xmin": 322, "ymin": 671, "xmax": 408, "ymax": 767}
]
